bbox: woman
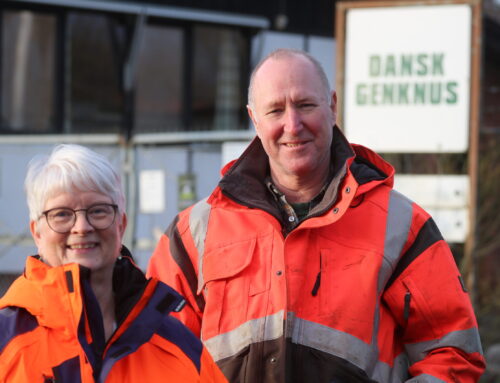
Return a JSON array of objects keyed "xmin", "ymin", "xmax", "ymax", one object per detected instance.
[{"xmin": 0, "ymin": 144, "xmax": 227, "ymax": 383}]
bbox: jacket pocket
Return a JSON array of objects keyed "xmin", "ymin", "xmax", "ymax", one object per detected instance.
[
  {"xmin": 317, "ymin": 247, "xmax": 379, "ymax": 343},
  {"xmin": 201, "ymin": 238, "xmax": 256, "ymax": 340},
  {"xmin": 401, "ymin": 278, "xmax": 439, "ymax": 340}
]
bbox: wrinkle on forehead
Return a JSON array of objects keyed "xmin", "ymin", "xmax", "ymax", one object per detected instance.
[{"xmin": 252, "ymin": 58, "xmax": 327, "ymax": 111}]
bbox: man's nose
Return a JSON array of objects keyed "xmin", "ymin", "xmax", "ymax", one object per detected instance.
[{"xmin": 283, "ymin": 107, "xmax": 302, "ymax": 134}]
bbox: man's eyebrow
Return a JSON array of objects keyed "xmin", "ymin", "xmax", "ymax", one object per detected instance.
[
  {"xmin": 294, "ymin": 97, "xmax": 313, "ymax": 103},
  {"xmin": 291, "ymin": 96, "xmax": 318, "ymax": 105},
  {"xmin": 264, "ymin": 100, "xmax": 284, "ymax": 109}
]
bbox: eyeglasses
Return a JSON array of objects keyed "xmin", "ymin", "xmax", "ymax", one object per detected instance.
[{"xmin": 41, "ymin": 203, "xmax": 118, "ymax": 234}]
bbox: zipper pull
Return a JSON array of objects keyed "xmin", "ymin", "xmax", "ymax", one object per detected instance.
[
  {"xmin": 312, "ymin": 253, "xmax": 322, "ymax": 296},
  {"xmin": 311, "ymin": 271, "xmax": 321, "ymax": 296},
  {"xmin": 403, "ymin": 291, "xmax": 411, "ymax": 321}
]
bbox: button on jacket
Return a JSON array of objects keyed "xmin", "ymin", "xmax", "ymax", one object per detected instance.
[
  {"xmin": 147, "ymin": 126, "xmax": 485, "ymax": 382},
  {"xmin": 0, "ymin": 248, "xmax": 227, "ymax": 383}
]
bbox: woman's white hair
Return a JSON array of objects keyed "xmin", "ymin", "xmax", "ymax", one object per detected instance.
[{"xmin": 25, "ymin": 144, "xmax": 125, "ymax": 221}]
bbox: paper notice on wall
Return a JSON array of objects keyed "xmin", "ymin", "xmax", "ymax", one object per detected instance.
[{"xmin": 139, "ymin": 170, "xmax": 165, "ymax": 213}]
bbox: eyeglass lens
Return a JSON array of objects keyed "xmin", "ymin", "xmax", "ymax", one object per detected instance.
[{"xmin": 45, "ymin": 204, "xmax": 116, "ymax": 233}]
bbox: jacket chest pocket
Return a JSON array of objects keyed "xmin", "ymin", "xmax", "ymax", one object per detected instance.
[
  {"xmin": 201, "ymin": 238, "xmax": 259, "ymax": 340},
  {"xmin": 317, "ymin": 248, "xmax": 379, "ymax": 342}
]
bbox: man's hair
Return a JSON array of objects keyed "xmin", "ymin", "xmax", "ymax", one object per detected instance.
[
  {"xmin": 25, "ymin": 144, "xmax": 125, "ymax": 221},
  {"xmin": 247, "ymin": 48, "xmax": 331, "ymax": 109}
]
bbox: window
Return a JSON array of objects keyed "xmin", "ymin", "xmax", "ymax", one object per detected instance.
[
  {"xmin": 192, "ymin": 26, "xmax": 248, "ymax": 131},
  {"xmin": 1, "ymin": 10, "xmax": 56, "ymax": 132},
  {"xmin": 0, "ymin": 6, "xmax": 252, "ymax": 136},
  {"xmin": 135, "ymin": 24, "xmax": 183, "ymax": 133},
  {"xmin": 68, "ymin": 12, "xmax": 123, "ymax": 133}
]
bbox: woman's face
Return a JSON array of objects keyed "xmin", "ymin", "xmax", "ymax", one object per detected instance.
[{"xmin": 30, "ymin": 190, "xmax": 127, "ymax": 274}]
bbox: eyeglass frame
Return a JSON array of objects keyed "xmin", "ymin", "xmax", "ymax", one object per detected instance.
[{"xmin": 40, "ymin": 203, "xmax": 119, "ymax": 234}]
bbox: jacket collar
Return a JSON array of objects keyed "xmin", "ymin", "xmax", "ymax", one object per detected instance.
[
  {"xmin": 0, "ymin": 247, "xmax": 184, "ymax": 334},
  {"xmin": 216, "ymin": 125, "xmax": 393, "ymax": 222}
]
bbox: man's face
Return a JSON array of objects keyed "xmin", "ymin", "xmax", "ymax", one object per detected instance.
[{"xmin": 248, "ymin": 55, "xmax": 336, "ymax": 182}]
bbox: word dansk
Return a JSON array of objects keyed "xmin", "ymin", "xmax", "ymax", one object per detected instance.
[{"xmin": 355, "ymin": 53, "xmax": 459, "ymax": 106}]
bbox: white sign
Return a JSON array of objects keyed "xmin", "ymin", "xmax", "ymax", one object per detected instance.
[
  {"xmin": 343, "ymin": 4, "xmax": 472, "ymax": 153},
  {"xmin": 139, "ymin": 170, "xmax": 165, "ymax": 213},
  {"xmin": 394, "ymin": 174, "xmax": 469, "ymax": 242}
]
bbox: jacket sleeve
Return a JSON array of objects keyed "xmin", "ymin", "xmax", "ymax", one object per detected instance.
[
  {"xmin": 147, "ymin": 213, "xmax": 204, "ymax": 337},
  {"xmin": 383, "ymin": 204, "xmax": 486, "ymax": 382},
  {"xmin": 200, "ymin": 347, "xmax": 229, "ymax": 382}
]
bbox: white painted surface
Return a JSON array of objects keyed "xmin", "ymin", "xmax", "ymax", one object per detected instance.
[{"xmin": 343, "ymin": 4, "xmax": 472, "ymax": 153}]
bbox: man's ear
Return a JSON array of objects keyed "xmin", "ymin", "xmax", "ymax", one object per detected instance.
[
  {"xmin": 247, "ymin": 105, "xmax": 260, "ymax": 137},
  {"xmin": 330, "ymin": 91, "xmax": 337, "ymax": 122}
]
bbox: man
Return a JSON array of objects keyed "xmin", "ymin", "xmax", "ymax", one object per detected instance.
[{"xmin": 147, "ymin": 49, "xmax": 485, "ymax": 382}]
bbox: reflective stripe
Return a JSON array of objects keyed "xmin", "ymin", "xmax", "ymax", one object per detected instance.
[
  {"xmin": 371, "ymin": 352, "xmax": 409, "ymax": 383},
  {"xmin": 165, "ymin": 216, "xmax": 204, "ymax": 312},
  {"xmin": 203, "ymin": 310, "xmax": 284, "ymax": 361},
  {"xmin": 188, "ymin": 197, "xmax": 211, "ymax": 294},
  {"xmin": 378, "ymin": 190, "xmax": 413, "ymax": 293},
  {"xmin": 290, "ymin": 314, "xmax": 375, "ymax": 371},
  {"xmin": 291, "ymin": 315, "xmax": 413, "ymax": 382},
  {"xmin": 405, "ymin": 374, "xmax": 447, "ymax": 383},
  {"xmin": 204, "ymin": 310, "xmax": 478, "ymax": 382},
  {"xmin": 203, "ymin": 310, "xmax": 409, "ymax": 381},
  {"xmin": 369, "ymin": 190, "xmax": 412, "ymax": 377},
  {"xmin": 405, "ymin": 327, "xmax": 484, "ymax": 364}
]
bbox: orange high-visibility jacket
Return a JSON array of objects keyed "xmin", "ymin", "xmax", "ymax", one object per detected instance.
[
  {"xmin": 147, "ymin": 126, "xmax": 485, "ymax": 382},
  {"xmin": 0, "ymin": 249, "xmax": 228, "ymax": 383}
]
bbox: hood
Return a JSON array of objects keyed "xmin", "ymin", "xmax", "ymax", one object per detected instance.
[
  {"xmin": 0, "ymin": 256, "xmax": 85, "ymax": 333},
  {"xmin": 350, "ymin": 143, "xmax": 395, "ymax": 195}
]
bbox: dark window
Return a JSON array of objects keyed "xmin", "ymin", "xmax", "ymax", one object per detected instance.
[
  {"xmin": 192, "ymin": 26, "xmax": 248, "ymax": 131},
  {"xmin": 0, "ymin": 7, "xmax": 252, "ymax": 136},
  {"xmin": 67, "ymin": 12, "xmax": 123, "ymax": 133},
  {"xmin": 135, "ymin": 24, "xmax": 183, "ymax": 133},
  {"xmin": 1, "ymin": 10, "xmax": 56, "ymax": 132}
]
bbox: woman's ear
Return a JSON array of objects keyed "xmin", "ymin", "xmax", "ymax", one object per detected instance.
[{"xmin": 30, "ymin": 220, "xmax": 41, "ymax": 247}]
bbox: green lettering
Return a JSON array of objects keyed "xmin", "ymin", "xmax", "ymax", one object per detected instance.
[
  {"xmin": 446, "ymin": 82, "xmax": 458, "ymax": 104},
  {"xmin": 385, "ymin": 55, "xmax": 396, "ymax": 76},
  {"xmin": 430, "ymin": 83, "xmax": 442, "ymax": 104},
  {"xmin": 356, "ymin": 84, "xmax": 368, "ymax": 105},
  {"xmin": 401, "ymin": 55, "xmax": 412, "ymax": 76},
  {"xmin": 369, "ymin": 56, "xmax": 381, "ymax": 77},
  {"xmin": 370, "ymin": 84, "xmax": 380, "ymax": 105},
  {"xmin": 398, "ymin": 83, "xmax": 409, "ymax": 104},
  {"xmin": 432, "ymin": 53, "xmax": 445, "ymax": 75},
  {"xmin": 414, "ymin": 83, "xmax": 426, "ymax": 104},
  {"xmin": 416, "ymin": 54, "xmax": 428, "ymax": 76},
  {"xmin": 382, "ymin": 83, "xmax": 394, "ymax": 104}
]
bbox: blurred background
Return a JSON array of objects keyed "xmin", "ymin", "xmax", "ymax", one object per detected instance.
[{"xmin": 0, "ymin": 0, "xmax": 498, "ymax": 379}]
